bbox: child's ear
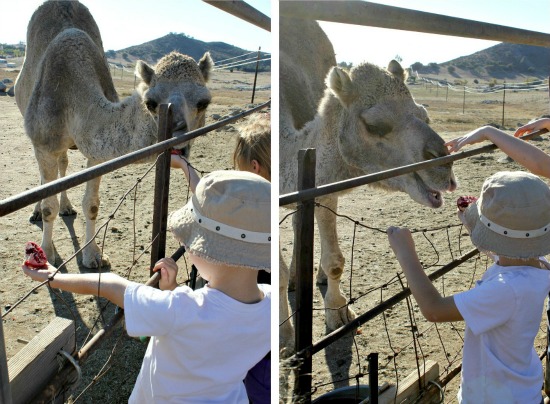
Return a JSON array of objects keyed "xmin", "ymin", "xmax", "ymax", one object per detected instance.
[{"xmin": 251, "ymin": 160, "xmax": 261, "ymax": 175}]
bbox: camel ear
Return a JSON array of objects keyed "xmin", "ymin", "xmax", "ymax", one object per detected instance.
[
  {"xmin": 198, "ymin": 52, "xmax": 214, "ymax": 82},
  {"xmin": 326, "ymin": 66, "xmax": 356, "ymax": 107},
  {"xmin": 135, "ymin": 60, "xmax": 155, "ymax": 85},
  {"xmin": 387, "ymin": 60, "xmax": 407, "ymax": 82}
]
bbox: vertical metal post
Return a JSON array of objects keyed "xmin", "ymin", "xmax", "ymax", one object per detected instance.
[
  {"xmin": 0, "ymin": 306, "xmax": 12, "ymax": 404},
  {"xmin": 462, "ymin": 86, "xmax": 466, "ymax": 114},
  {"xmin": 294, "ymin": 149, "xmax": 316, "ymax": 403},
  {"xmin": 368, "ymin": 353, "xmax": 379, "ymax": 404},
  {"xmin": 251, "ymin": 46, "xmax": 261, "ymax": 104},
  {"xmin": 501, "ymin": 81, "xmax": 506, "ymax": 128},
  {"xmin": 150, "ymin": 104, "xmax": 173, "ymax": 276}
]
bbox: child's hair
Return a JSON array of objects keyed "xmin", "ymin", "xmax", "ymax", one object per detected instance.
[{"xmin": 233, "ymin": 113, "xmax": 271, "ymax": 179}]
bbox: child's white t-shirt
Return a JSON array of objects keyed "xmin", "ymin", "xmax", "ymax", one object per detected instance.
[
  {"xmin": 123, "ymin": 282, "xmax": 271, "ymax": 403},
  {"xmin": 454, "ymin": 263, "xmax": 550, "ymax": 404}
]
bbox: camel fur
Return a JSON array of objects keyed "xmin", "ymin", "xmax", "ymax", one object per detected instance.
[
  {"xmin": 15, "ymin": 1, "xmax": 213, "ymax": 268},
  {"xmin": 279, "ymin": 17, "xmax": 457, "ymax": 353}
]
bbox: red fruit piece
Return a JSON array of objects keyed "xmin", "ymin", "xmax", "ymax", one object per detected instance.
[
  {"xmin": 24, "ymin": 241, "xmax": 48, "ymax": 269},
  {"xmin": 457, "ymin": 195, "xmax": 478, "ymax": 211}
]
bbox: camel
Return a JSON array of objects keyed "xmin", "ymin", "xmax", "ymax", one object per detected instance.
[
  {"xmin": 15, "ymin": 1, "xmax": 213, "ymax": 268},
  {"xmin": 279, "ymin": 17, "xmax": 457, "ymax": 352}
]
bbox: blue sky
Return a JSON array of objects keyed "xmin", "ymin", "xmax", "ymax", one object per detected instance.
[
  {"xmin": 3, "ymin": 0, "xmax": 271, "ymax": 54},
  {"xmin": 317, "ymin": 0, "xmax": 550, "ymax": 68}
]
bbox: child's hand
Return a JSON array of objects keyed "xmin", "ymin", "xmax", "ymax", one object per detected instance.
[
  {"xmin": 387, "ymin": 226, "xmax": 416, "ymax": 261},
  {"xmin": 152, "ymin": 258, "xmax": 178, "ymax": 291},
  {"xmin": 445, "ymin": 126, "xmax": 493, "ymax": 153},
  {"xmin": 170, "ymin": 154, "xmax": 187, "ymax": 169},
  {"xmin": 514, "ymin": 118, "xmax": 550, "ymax": 138},
  {"xmin": 22, "ymin": 263, "xmax": 57, "ymax": 282}
]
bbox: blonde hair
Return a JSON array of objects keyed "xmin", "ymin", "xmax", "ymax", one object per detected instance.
[{"xmin": 233, "ymin": 113, "xmax": 271, "ymax": 180}]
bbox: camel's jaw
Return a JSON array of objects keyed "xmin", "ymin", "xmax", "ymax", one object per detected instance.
[{"xmin": 412, "ymin": 172, "xmax": 445, "ymax": 208}]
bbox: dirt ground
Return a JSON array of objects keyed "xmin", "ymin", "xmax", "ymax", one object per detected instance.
[
  {"xmin": 0, "ymin": 68, "xmax": 270, "ymax": 403},
  {"xmin": 279, "ymin": 83, "xmax": 550, "ymax": 403}
]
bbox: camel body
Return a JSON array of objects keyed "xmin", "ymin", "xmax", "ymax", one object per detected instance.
[
  {"xmin": 15, "ymin": 1, "xmax": 212, "ymax": 268},
  {"xmin": 279, "ymin": 17, "xmax": 457, "ymax": 351}
]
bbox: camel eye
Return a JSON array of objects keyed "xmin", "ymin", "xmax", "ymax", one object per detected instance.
[
  {"xmin": 145, "ymin": 99, "xmax": 158, "ymax": 112},
  {"xmin": 196, "ymin": 99, "xmax": 210, "ymax": 112},
  {"xmin": 365, "ymin": 122, "xmax": 391, "ymax": 137},
  {"xmin": 424, "ymin": 149, "xmax": 440, "ymax": 160}
]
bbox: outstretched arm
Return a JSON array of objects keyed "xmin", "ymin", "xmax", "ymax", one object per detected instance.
[
  {"xmin": 387, "ymin": 227, "xmax": 462, "ymax": 323},
  {"xmin": 22, "ymin": 264, "xmax": 129, "ymax": 308},
  {"xmin": 445, "ymin": 125, "xmax": 550, "ymax": 179},
  {"xmin": 171, "ymin": 154, "xmax": 200, "ymax": 193}
]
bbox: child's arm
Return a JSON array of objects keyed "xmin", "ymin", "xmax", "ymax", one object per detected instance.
[
  {"xmin": 22, "ymin": 264, "xmax": 129, "ymax": 308},
  {"xmin": 445, "ymin": 125, "xmax": 550, "ymax": 179},
  {"xmin": 387, "ymin": 227, "xmax": 463, "ymax": 323},
  {"xmin": 151, "ymin": 257, "xmax": 178, "ymax": 291},
  {"xmin": 171, "ymin": 155, "xmax": 200, "ymax": 193}
]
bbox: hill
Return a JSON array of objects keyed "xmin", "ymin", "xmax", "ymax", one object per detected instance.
[
  {"xmin": 106, "ymin": 32, "xmax": 270, "ymax": 72},
  {"xmin": 411, "ymin": 42, "xmax": 550, "ymax": 81}
]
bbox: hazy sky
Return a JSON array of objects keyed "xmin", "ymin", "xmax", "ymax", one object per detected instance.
[
  {"xmin": 317, "ymin": 0, "xmax": 550, "ymax": 68},
  {"xmin": 2, "ymin": 0, "xmax": 271, "ymax": 54}
]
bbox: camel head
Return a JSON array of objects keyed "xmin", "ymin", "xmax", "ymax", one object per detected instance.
[
  {"xmin": 325, "ymin": 60, "xmax": 456, "ymax": 208},
  {"xmin": 135, "ymin": 51, "xmax": 213, "ymax": 157}
]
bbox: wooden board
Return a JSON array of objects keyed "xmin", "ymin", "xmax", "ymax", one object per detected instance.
[
  {"xmin": 8, "ymin": 317, "xmax": 75, "ymax": 404},
  {"xmin": 378, "ymin": 360, "xmax": 440, "ymax": 404}
]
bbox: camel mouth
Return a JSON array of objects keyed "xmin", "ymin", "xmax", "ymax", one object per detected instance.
[{"xmin": 413, "ymin": 173, "xmax": 444, "ymax": 208}]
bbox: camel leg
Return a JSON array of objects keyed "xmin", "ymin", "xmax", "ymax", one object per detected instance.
[
  {"xmin": 58, "ymin": 151, "xmax": 76, "ymax": 216},
  {"xmin": 35, "ymin": 149, "xmax": 60, "ymax": 264},
  {"xmin": 81, "ymin": 160, "xmax": 110, "ymax": 269},
  {"xmin": 316, "ymin": 196, "xmax": 356, "ymax": 331}
]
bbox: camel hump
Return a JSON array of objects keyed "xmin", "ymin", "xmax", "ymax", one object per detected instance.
[{"xmin": 26, "ymin": 1, "xmax": 104, "ymax": 55}]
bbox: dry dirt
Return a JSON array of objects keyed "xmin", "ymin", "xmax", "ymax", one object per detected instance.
[
  {"xmin": 279, "ymin": 83, "xmax": 550, "ymax": 403},
  {"xmin": 0, "ymin": 68, "xmax": 270, "ymax": 403}
]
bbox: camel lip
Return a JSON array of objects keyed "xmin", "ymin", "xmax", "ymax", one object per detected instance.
[{"xmin": 413, "ymin": 173, "xmax": 444, "ymax": 208}]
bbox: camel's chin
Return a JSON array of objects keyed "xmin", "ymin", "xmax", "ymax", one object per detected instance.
[{"xmin": 412, "ymin": 173, "xmax": 445, "ymax": 209}]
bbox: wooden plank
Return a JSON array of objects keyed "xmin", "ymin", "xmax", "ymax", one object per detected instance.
[
  {"xmin": 8, "ymin": 317, "xmax": 75, "ymax": 404},
  {"xmin": 378, "ymin": 360, "xmax": 439, "ymax": 404}
]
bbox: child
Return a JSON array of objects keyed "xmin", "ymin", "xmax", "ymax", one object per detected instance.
[
  {"xmin": 445, "ymin": 118, "xmax": 550, "ymax": 179},
  {"xmin": 232, "ymin": 112, "xmax": 271, "ymax": 181},
  {"xmin": 170, "ymin": 113, "xmax": 271, "ymax": 191},
  {"xmin": 23, "ymin": 170, "xmax": 271, "ymax": 403},
  {"xmin": 387, "ymin": 170, "xmax": 550, "ymax": 403}
]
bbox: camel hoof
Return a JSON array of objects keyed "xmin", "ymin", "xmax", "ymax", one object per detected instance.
[
  {"xmin": 316, "ymin": 268, "xmax": 328, "ymax": 285},
  {"xmin": 29, "ymin": 211, "xmax": 42, "ymax": 222},
  {"xmin": 326, "ymin": 305, "xmax": 357, "ymax": 331},
  {"xmin": 82, "ymin": 252, "xmax": 111, "ymax": 269},
  {"xmin": 59, "ymin": 206, "xmax": 77, "ymax": 216}
]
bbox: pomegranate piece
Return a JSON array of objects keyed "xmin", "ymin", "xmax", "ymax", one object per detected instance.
[
  {"xmin": 457, "ymin": 195, "xmax": 478, "ymax": 212},
  {"xmin": 24, "ymin": 241, "xmax": 48, "ymax": 269}
]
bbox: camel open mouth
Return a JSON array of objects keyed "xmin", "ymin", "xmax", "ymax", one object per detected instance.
[{"xmin": 413, "ymin": 172, "xmax": 444, "ymax": 208}]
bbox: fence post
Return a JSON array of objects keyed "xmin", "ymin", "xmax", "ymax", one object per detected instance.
[
  {"xmin": 251, "ymin": 46, "xmax": 261, "ymax": 104},
  {"xmin": 368, "ymin": 352, "xmax": 379, "ymax": 404},
  {"xmin": 462, "ymin": 86, "xmax": 466, "ymax": 114},
  {"xmin": 294, "ymin": 148, "xmax": 316, "ymax": 402},
  {"xmin": 150, "ymin": 104, "xmax": 173, "ymax": 275},
  {"xmin": 501, "ymin": 81, "xmax": 506, "ymax": 128},
  {"xmin": 0, "ymin": 300, "xmax": 12, "ymax": 404}
]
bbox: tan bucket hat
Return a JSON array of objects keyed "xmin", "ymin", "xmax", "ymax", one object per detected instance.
[
  {"xmin": 168, "ymin": 170, "xmax": 271, "ymax": 271},
  {"xmin": 463, "ymin": 171, "xmax": 550, "ymax": 259}
]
